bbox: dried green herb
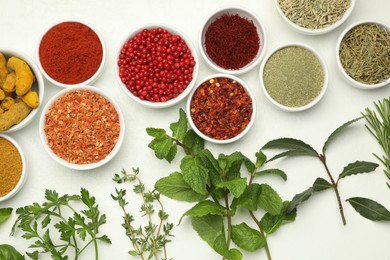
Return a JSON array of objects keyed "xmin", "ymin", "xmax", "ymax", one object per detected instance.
[
  {"xmin": 112, "ymin": 168, "xmax": 173, "ymax": 260},
  {"xmin": 278, "ymin": 0, "xmax": 351, "ymax": 29},
  {"xmin": 339, "ymin": 23, "xmax": 390, "ymax": 85},
  {"xmin": 263, "ymin": 46, "xmax": 324, "ymax": 108}
]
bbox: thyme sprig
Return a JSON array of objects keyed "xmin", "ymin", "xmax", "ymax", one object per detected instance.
[{"xmin": 112, "ymin": 168, "xmax": 173, "ymax": 260}]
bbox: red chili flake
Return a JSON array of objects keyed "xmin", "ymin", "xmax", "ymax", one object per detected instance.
[
  {"xmin": 204, "ymin": 14, "xmax": 260, "ymax": 70},
  {"xmin": 118, "ymin": 27, "xmax": 196, "ymax": 102},
  {"xmin": 44, "ymin": 90, "xmax": 120, "ymax": 164},
  {"xmin": 190, "ymin": 77, "xmax": 253, "ymax": 140}
]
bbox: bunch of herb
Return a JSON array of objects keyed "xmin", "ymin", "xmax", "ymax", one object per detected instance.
[
  {"xmin": 112, "ymin": 168, "xmax": 173, "ymax": 260},
  {"xmin": 262, "ymin": 117, "xmax": 379, "ymax": 226},
  {"xmin": 147, "ymin": 109, "xmax": 295, "ymax": 260},
  {"xmin": 11, "ymin": 188, "xmax": 111, "ymax": 260}
]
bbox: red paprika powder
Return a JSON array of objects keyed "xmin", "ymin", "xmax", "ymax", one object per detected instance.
[{"xmin": 39, "ymin": 21, "xmax": 103, "ymax": 85}]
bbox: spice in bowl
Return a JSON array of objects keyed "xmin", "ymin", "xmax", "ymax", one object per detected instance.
[
  {"xmin": 118, "ymin": 27, "xmax": 196, "ymax": 103},
  {"xmin": 0, "ymin": 135, "xmax": 23, "ymax": 199},
  {"xmin": 44, "ymin": 89, "xmax": 120, "ymax": 165},
  {"xmin": 38, "ymin": 21, "xmax": 104, "ymax": 86},
  {"xmin": 339, "ymin": 22, "xmax": 390, "ymax": 86},
  {"xmin": 261, "ymin": 45, "xmax": 326, "ymax": 110},
  {"xmin": 278, "ymin": 0, "xmax": 352, "ymax": 30},
  {"xmin": 204, "ymin": 13, "xmax": 260, "ymax": 70},
  {"xmin": 189, "ymin": 76, "xmax": 254, "ymax": 142}
]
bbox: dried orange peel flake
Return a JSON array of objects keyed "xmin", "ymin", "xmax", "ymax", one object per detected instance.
[{"xmin": 44, "ymin": 90, "xmax": 120, "ymax": 164}]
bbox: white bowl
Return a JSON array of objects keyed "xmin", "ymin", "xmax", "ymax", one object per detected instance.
[
  {"xmin": 187, "ymin": 74, "xmax": 256, "ymax": 144},
  {"xmin": 336, "ymin": 20, "xmax": 390, "ymax": 89},
  {"xmin": 36, "ymin": 19, "xmax": 106, "ymax": 88},
  {"xmin": 260, "ymin": 43, "xmax": 328, "ymax": 112},
  {"xmin": 0, "ymin": 49, "xmax": 44, "ymax": 133},
  {"xmin": 39, "ymin": 85, "xmax": 125, "ymax": 170},
  {"xmin": 199, "ymin": 6, "xmax": 267, "ymax": 75},
  {"xmin": 0, "ymin": 134, "xmax": 27, "ymax": 202},
  {"xmin": 274, "ymin": 0, "xmax": 356, "ymax": 35},
  {"xmin": 114, "ymin": 23, "xmax": 199, "ymax": 108}
]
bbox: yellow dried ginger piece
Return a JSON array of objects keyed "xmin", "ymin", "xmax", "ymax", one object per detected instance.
[
  {"xmin": 21, "ymin": 90, "xmax": 39, "ymax": 108},
  {"xmin": 1, "ymin": 97, "xmax": 15, "ymax": 110},
  {"xmin": 7, "ymin": 56, "xmax": 35, "ymax": 96},
  {"xmin": 0, "ymin": 107, "xmax": 3, "ymax": 115},
  {"xmin": 2, "ymin": 71, "xmax": 16, "ymax": 92},
  {"xmin": 0, "ymin": 99, "xmax": 32, "ymax": 132},
  {"xmin": 0, "ymin": 89, "xmax": 5, "ymax": 101},
  {"xmin": 0, "ymin": 52, "xmax": 8, "ymax": 87}
]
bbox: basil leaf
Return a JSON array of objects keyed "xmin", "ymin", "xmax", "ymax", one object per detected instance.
[
  {"xmin": 216, "ymin": 178, "xmax": 247, "ymax": 198},
  {"xmin": 254, "ymin": 169, "xmax": 287, "ymax": 181},
  {"xmin": 170, "ymin": 108, "xmax": 188, "ymax": 141},
  {"xmin": 262, "ymin": 138, "xmax": 318, "ymax": 161},
  {"xmin": 258, "ymin": 184, "xmax": 283, "ymax": 215},
  {"xmin": 181, "ymin": 155, "xmax": 209, "ymax": 195},
  {"xmin": 155, "ymin": 172, "xmax": 208, "ymax": 202},
  {"xmin": 0, "ymin": 208, "xmax": 13, "ymax": 225},
  {"xmin": 347, "ymin": 197, "xmax": 390, "ymax": 221},
  {"xmin": 338, "ymin": 161, "xmax": 379, "ymax": 180},
  {"xmin": 231, "ymin": 223, "xmax": 265, "ymax": 252},
  {"xmin": 0, "ymin": 244, "xmax": 25, "ymax": 260}
]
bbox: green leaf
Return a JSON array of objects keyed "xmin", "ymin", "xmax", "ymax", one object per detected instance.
[
  {"xmin": 218, "ymin": 152, "xmax": 243, "ymax": 179},
  {"xmin": 338, "ymin": 161, "xmax": 379, "ymax": 180},
  {"xmin": 170, "ymin": 108, "xmax": 188, "ymax": 141},
  {"xmin": 286, "ymin": 187, "xmax": 314, "ymax": 213},
  {"xmin": 155, "ymin": 172, "xmax": 208, "ymax": 202},
  {"xmin": 242, "ymin": 155, "xmax": 255, "ymax": 173},
  {"xmin": 254, "ymin": 169, "xmax": 287, "ymax": 181},
  {"xmin": 312, "ymin": 178, "xmax": 332, "ymax": 192},
  {"xmin": 183, "ymin": 129, "xmax": 204, "ymax": 155},
  {"xmin": 181, "ymin": 156, "xmax": 209, "ymax": 195},
  {"xmin": 45, "ymin": 190, "xmax": 59, "ymax": 202},
  {"xmin": 216, "ymin": 178, "xmax": 247, "ymax": 198},
  {"xmin": 166, "ymin": 145, "xmax": 178, "ymax": 163},
  {"xmin": 229, "ymin": 248, "xmax": 243, "ymax": 260},
  {"xmin": 181, "ymin": 200, "xmax": 226, "ymax": 223},
  {"xmin": 322, "ymin": 117, "xmax": 363, "ymax": 154},
  {"xmin": 128, "ymin": 250, "xmax": 138, "ymax": 256},
  {"xmin": 146, "ymin": 127, "xmax": 166, "ymax": 138},
  {"xmin": 231, "ymin": 223, "xmax": 265, "ymax": 252},
  {"xmin": 260, "ymin": 202, "xmax": 297, "ymax": 234},
  {"xmin": 258, "ymin": 184, "xmax": 283, "ymax": 215},
  {"xmin": 148, "ymin": 137, "xmax": 176, "ymax": 163},
  {"xmin": 347, "ymin": 197, "xmax": 390, "ymax": 221},
  {"xmin": 262, "ymin": 138, "xmax": 319, "ymax": 161},
  {"xmin": 26, "ymin": 251, "xmax": 38, "ymax": 260},
  {"xmin": 231, "ymin": 184, "xmax": 261, "ymax": 212},
  {"xmin": 197, "ymin": 149, "xmax": 221, "ymax": 175},
  {"xmin": 80, "ymin": 188, "xmax": 95, "ymax": 208},
  {"xmin": 97, "ymin": 235, "xmax": 112, "ymax": 244},
  {"xmin": 0, "ymin": 244, "xmax": 25, "ymax": 260},
  {"xmin": 255, "ymin": 150, "xmax": 267, "ymax": 168},
  {"xmin": 0, "ymin": 208, "xmax": 13, "ymax": 225},
  {"xmin": 192, "ymin": 215, "xmax": 229, "ymax": 258}
]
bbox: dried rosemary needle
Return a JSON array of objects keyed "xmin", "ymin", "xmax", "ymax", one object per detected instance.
[
  {"xmin": 278, "ymin": 0, "xmax": 351, "ymax": 29},
  {"xmin": 339, "ymin": 23, "xmax": 390, "ymax": 85}
]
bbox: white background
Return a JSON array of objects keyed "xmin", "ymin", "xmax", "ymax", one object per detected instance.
[{"xmin": 1, "ymin": 0, "xmax": 390, "ymax": 259}]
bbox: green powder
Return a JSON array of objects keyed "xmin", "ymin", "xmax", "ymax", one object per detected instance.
[{"xmin": 263, "ymin": 46, "xmax": 324, "ymax": 108}]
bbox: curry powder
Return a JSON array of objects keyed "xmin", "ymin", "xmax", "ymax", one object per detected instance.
[{"xmin": 0, "ymin": 137, "xmax": 22, "ymax": 197}]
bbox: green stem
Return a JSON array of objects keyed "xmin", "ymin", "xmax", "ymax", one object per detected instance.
[
  {"xmin": 120, "ymin": 205, "xmax": 145, "ymax": 260},
  {"xmin": 249, "ymin": 211, "xmax": 272, "ymax": 260},
  {"xmin": 224, "ymin": 190, "xmax": 232, "ymax": 258},
  {"xmin": 93, "ymin": 237, "xmax": 99, "ymax": 260},
  {"xmin": 172, "ymin": 137, "xmax": 196, "ymax": 157},
  {"xmin": 319, "ymin": 154, "xmax": 347, "ymax": 225}
]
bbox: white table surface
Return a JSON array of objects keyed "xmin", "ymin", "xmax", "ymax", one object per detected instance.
[{"xmin": 1, "ymin": 0, "xmax": 390, "ymax": 259}]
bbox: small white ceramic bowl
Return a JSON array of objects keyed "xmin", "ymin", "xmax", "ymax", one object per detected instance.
[
  {"xmin": 187, "ymin": 74, "xmax": 256, "ymax": 144},
  {"xmin": 259, "ymin": 43, "xmax": 328, "ymax": 112},
  {"xmin": 0, "ymin": 134, "xmax": 27, "ymax": 202},
  {"xmin": 336, "ymin": 20, "xmax": 390, "ymax": 90},
  {"xmin": 39, "ymin": 85, "xmax": 125, "ymax": 170},
  {"xmin": 274, "ymin": 0, "xmax": 356, "ymax": 35},
  {"xmin": 114, "ymin": 23, "xmax": 199, "ymax": 109},
  {"xmin": 0, "ymin": 49, "xmax": 44, "ymax": 133},
  {"xmin": 36, "ymin": 19, "xmax": 106, "ymax": 88},
  {"xmin": 199, "ymin": 6, "xmax": 267, "ymax": 75}
]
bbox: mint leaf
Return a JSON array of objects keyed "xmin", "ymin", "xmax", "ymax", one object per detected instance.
[
  {"xmin": 258, "ymin": 184, "xmax": 283, "ymax": 215},
  {"xmin": 183, "ymin": 129, "xmax": 204, "ymax": 155},
  {"xmin": 242, "ymin": 155, "xmax": 255, "ymax": 173},
  {"xmin": 181, "ymin": 156, "xmax": 209, "ymax": 195},
  {"xmin": 170, "ymin": 108, "xmax": 188, "ymax": 141},
  {"xmin": 181, "ymin": 200, "xmax": 226, "ymax": 223},
  {"xmin": 255, "ymin": 150, "xmax": 267, "ymax": 168},
  {"xmin": 254, "ymin": 169, "xmax": 287, "ymax": 181},
  {"xmin": 198, "ymin": 149, "xmax": 221, "ymax": 175},
  {"xmin": 338, "ymin": 161, "xmax": 379, "ymax": 180},
  {"xmin": 155, "ymin": 172, "xmax": 208, "ymax": 202},
  {"xmin": 0, "ymin": 208, "xmax": 12, "ymax": 225},
  {"xmin": 192, "ymin": 215, "xmax": 229, "ymax": 258},
  {"xmin": 229, "ymin": 248, "xmax": 243, "ymax": 260},
  {"xmin": 262, "ymin": 138, "xmax": 319, "ymax": 161},
  {"xmin": 216, "ymin": 178, "xmax": 247, "ymax": 198},
  {"xmin": 347, "ymin": 197, "xmax": 390, "ymax": 221},
  {"xmin": 0, "ymin": 244, "xmax": 25, "ymax": 260},
  {"xmin": 148, "ymin": 137, "xmax": 176, "ymax": 163},
  {"xmin": 287, "ymin": 187, "xmax": 314, "ymax": 213},
  {"xmin": 260, "ymin": 202, "xmax": 297, "ymax": 234},
  {"xmin": 146, "ymin": 128, "xmax": 166, "ymax": 138},
  {"xmin": 313, "ymin": 178, "xmax": 332, "ymax": 192},
  {"xmin": 231, "ymin": 184, "xmax": 261, "ymax": 212},
  {"xmin": 231, "ymin": 223, "xmax": 265, "ymax": 252}
]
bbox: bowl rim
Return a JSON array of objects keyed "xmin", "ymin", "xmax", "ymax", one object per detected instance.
[
  {"xmin": 259, "ymin": 43, "xmax": 329, "ymax": 112},
  {"xmin": 198, "ymin": 5, "xmax": 268, "ymax": 75},
  {"xmin": 114, "ymin": 22, "xmax": 199, "ymax": 109},
  {"xmin": 0, "ymin": 48, "xmax": 45, "ymax": 133},
  {"xmin": 186, "ymin": 73, "xmax": 256, "ymax": 144},
  {"xmin": 274, "ymin": 0, "xmax": 356, "ymax": 35},
  {"xmin": 0, "ymin": 134, "xmax": 27, "ymax": 202},
  {"xmin": 336, "ymin": 19, "xmax": 390, "ymax": 90},
  {"xmin": 36, "ymin": 18, "xmax": 106, "ymax": 88},
  {"xmin": 39, "ymin": 85, "xmax": 125, "ymax": 170}
]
